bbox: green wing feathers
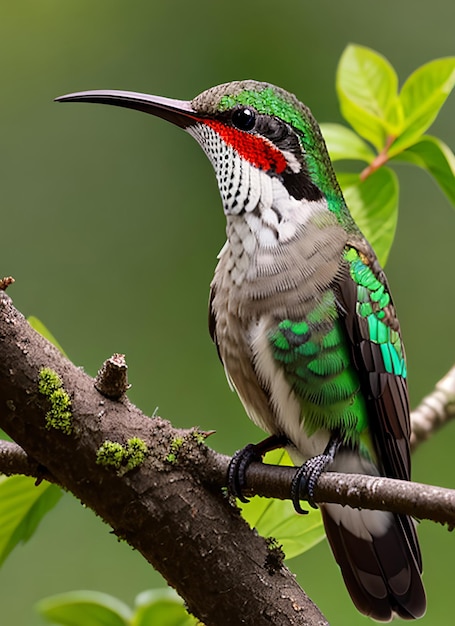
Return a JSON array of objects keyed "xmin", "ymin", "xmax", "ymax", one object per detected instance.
[
  {"xmin": 338, "ymin": 245, "xmax": 412, "ymax": 482},
  {"xmin": 344, "ymin": 247, "xmax": 406, "ymax": 379},
  {"xmin": 268, "ymin": 244, "xmax": 410, "ymax": 480},
  {"xmin": 269, "ymin": 291, "xmax": 369, "ymax": 442}
]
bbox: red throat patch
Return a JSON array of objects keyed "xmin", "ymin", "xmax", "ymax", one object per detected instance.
[{"xmin": 203, "ymin": 119, "xmax": 287, "ymax": 174}]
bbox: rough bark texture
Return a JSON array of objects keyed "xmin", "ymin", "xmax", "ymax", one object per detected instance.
[
  {"xmin": 1, "ymin": 291, "xmax": 454, "ymax": 624},
  {"xmin": 0, "ymin": 292, "xmax": 327, "ymax": 626}
]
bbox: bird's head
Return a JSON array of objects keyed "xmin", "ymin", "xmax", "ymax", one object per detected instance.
[{"xmin": 56, "ymin": 80, "xmax": 346, "ymax": 220}]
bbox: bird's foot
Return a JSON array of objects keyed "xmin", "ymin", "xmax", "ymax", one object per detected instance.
[
  {"xmin": 227, "ymin": 434, "xmax": 288, "ymax": 503},
  {"xmin": 290, "ymin": 437, "xmax": 341, "ymax": 514},
  {"xmin": 228, "ymin": 444, "xmax": 261, "ymax": 503}
]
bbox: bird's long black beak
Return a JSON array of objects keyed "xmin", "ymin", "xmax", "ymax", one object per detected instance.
[{"xmin": 55, "ymin": 90, "xmax": 198, "ymax": 128}]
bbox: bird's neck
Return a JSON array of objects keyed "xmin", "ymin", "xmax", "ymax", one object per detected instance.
[{"xmin": 221, "ymin": 177, "xmax": 339, "ymax": 287}]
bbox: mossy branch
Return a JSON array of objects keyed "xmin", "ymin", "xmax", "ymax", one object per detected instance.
[
  {"xmin": 0, "ymin": 291, "xmax": 326, "ymax": 626},
  {"xmin": 1, "ymin": 291, "xmax": 454, "ymax": 625}
]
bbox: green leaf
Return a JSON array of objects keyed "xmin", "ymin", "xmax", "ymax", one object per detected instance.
[
  {"xmin": 37, "ymin": 590, "xmax": 132, "ymax": 626},
  {"xmin": 133, "ymin": 589, "xmax": 198, "ymax": 626},
  {"xmin": 28, "ymin": 315, "xmax": 67, "ymax": 356},
  {"xmin": 0, "ymin": 475, "xmax": 62, "ymax": 565},
  {"xmin": 393, "ymin": 135, "xmax": 455, "ymax": 206},
  {"xmin": 390, "ymin": 57, "xmax": 455, "ymax": 155},
  {"xmin": 337, "ymin": 44, "xmax": 401, "ymax": 150},
  {"xmin": 237, "ymin": 450, "xmax": 325, "ymax": 560},
  {"xmin": 338, "ymin": 168, "xmax": 399, "ymax": 266},
  {"xmin": 320, "ymin": 123, "xmax": 375, "ymax": 163},
  {"xmin": 37, "ymin": 589, "xmax": 199, "ymax": 626}
]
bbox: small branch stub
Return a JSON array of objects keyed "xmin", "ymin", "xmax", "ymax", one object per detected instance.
[
  {"xmin": 95, "ymin": 353, "xmax": 130, "ymax": 399},
  {"xmin": 0, "ymin": 276, "xmax": 15, "ymax": 291}
]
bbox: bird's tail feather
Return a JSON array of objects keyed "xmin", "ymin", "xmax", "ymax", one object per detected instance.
[{"xmin": 321, "ymin": 504, "xmax": 426, "ymax": 621}]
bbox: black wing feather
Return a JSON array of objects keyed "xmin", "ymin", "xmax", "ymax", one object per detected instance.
[
  {"xmin": 335, "ymin": 254, "xmax": 411, "ymax": 482},
  {"xmin": 328, "ymin": 245, "xmax": 425, "ymax": 619}
]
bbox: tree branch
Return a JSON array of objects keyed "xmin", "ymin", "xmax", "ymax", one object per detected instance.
[
  {"xmin": 0, "ymin": 292, "xmax": 454, "ymax": 624},
  {"xmin": 0, "ymin": 292, "xmax": 327, "ymax": 626},
  {"xmin": 410, "ymin": 364, "xmax": 455, "ymax": 451},
  {"xmin": 205, "ymin": 457, "xmax": 455, "ymax": 528},
  {"xmin": 0, "ymin": 440, "xmax": 47, "ymax": 479}
]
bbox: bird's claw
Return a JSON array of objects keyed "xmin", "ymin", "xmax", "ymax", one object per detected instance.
[
  {"xmin": 290, "ymin": 453, "xmax": 333, "ymax": 514},
  {"xmin": 227, "ymin": 434, "xmax": 289, "ymax": 502},
  {"xmin": 290, "ymin": 437, "xmax": 341, "ymax": 514},
  {"xmin": 227, "ymin": 444, "xmax": 262, "ymax": 502}
]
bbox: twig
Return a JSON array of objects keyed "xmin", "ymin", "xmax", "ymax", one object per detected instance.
[
  {"xmin": 410, "ymin": 365, "xmax": 455, "ymax": 451},
  {"xmin": 207, "ymin": 458, "xmax": 455, "ymax": 529},
  {"xmin": 0, "ymin": 440, "xmax": 39, "ymax": 477}
]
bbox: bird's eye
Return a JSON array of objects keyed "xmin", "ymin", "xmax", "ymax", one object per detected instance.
[{"xmin": 231, "ymin": 107, "xmax": 256, "ymax": 131}]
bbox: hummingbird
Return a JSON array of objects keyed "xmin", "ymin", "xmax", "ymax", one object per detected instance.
[{"xmin": 56, "ymin": 80, "xmax": 426, "ymax": 620}]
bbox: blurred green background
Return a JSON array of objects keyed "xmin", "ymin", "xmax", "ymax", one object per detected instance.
[{"xmin": 1, "ymin": 1, "xmax": 454, "ymax": 624}]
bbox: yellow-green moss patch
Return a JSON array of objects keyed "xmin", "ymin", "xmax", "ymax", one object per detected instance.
[
  {"xmin": 38, "ymin": 367, "xmax": 72, "ymax": 434},
  {"xmin": 96, "ymin": 438, "xmax": 148, "ymax": 475}
]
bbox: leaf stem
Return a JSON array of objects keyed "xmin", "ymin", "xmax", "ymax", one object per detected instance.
[{"xmin": 360, "ymin": 135, "xmax": 396, "ymax": 180}]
